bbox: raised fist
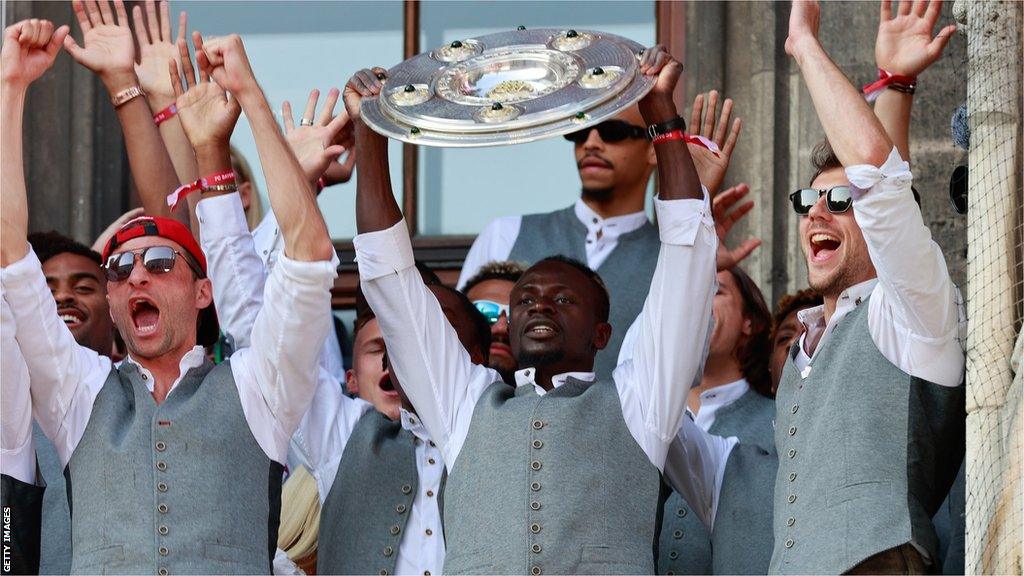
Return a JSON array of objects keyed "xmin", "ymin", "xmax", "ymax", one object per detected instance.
[
  {"xmin": 343, "ymin": 67, "xmax": 387, "ymax": 122},
  {"xmin": 1, "ymin": 19, "xmax": 69, "ymax": 87}
]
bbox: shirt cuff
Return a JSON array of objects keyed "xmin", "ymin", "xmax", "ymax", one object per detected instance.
[
  {"xmin": 0, "ymin": 248, "xmax": 43, "ymax": 291},
  {"xmin": 845, "ymin": 147, "xmax": 913, "ymax": 197},
  {"xmin": 654, "ymin": 187, "xmax": 714, "ymax": 246},
  {"xmin": 273, "ymin": 249, "xmax": 340, "ymax": 289},
  {"xmin": 1, "ymin": 436, "xmax": 36, "ymax": 485},
  {"xmin": 352, "ymin": 219, "xmax": 415, "ymax": 281},
  {"xmin": 196, "ymin": 193, "xmax": 250, "ymax": 244}
]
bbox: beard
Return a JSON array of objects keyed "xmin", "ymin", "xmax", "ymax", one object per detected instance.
[
  {"xmin": 516, "ymin": 346, "xmax": 565, "ymax": 369},
  {"xmin": 581, "ymin": 186, "xmax": 614, "ymax": 203},
  {"xmin": 808, "ymin": 254, "xmax": 866, "ymax": 297}
]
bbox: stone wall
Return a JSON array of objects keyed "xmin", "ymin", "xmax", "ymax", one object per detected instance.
[{"xmin": 682, "ymin": 0, "xmax": 968, "ymax": 305}]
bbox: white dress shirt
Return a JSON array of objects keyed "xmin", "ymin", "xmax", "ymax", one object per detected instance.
[
  {"xmin": 1, "ymin": 233, "xmax": 337, "ymax": 467},
  {"xmin": 794, "ymin": 147, "xmax": 966, "ymax": 387},
  {"xmin": 200, "ymin": 194, "xmax": 446, "ymax": 576},
  {"xmin": 357, "ymin": 191, "xmax": 716, "ymax": 471},
  {"xmin": 456, "ymin": 199, "xmax": 650, "ymax": 289},
  {"xmin": 252, "ymin": 210, "xmax": 346, "ymax": 384},
  {"xmin": 1, "ymin": 291, "xmax": 35, "ymax": 484}
]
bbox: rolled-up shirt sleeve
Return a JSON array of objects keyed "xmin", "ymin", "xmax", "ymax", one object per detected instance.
[
  {"xmin": 613, "ymin": 190, "xmax": 718, "ymax": 470},
  {"xmin": 847, "ymin": 147, "xmax": 964, "ymax": 386},
  {"xmin": 356, "ymin": 220, "xmax": 501, "ymax": 468}
]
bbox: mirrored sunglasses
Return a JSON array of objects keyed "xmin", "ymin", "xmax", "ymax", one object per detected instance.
[
  {"xmin": 473, "ymin": 299, "xmax": 509, "ymax": 325},
  {"xmin": 103, "ymin": 245, "xmax": 203, "ymax": 282},
  {"xmin": 789, "ymin": 186, "xmax": 853, "ymax": 215}
]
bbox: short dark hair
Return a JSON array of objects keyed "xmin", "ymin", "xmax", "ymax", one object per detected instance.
[
  {"xmin": 772, "ymin": 289, "xmax": 823, "ymax": 331},
  {"xmin": 529, "ymin": 255, "xmax": 610, "ymax": 323},
  {"xmin": 28, "ymin": 231, "xmax": 102, "ymax": 267},
  {"xmin": 728, "ymin": 267, "xmax": 773, "ymax": 398},
  {"xmin": 462, "ymin": 260, "xmax": 527, "ymax": 295},
  {"xmin": 809, "ymin": 140, "xmax": 842, "ymax": 186},
  {"xmin": 429, "ymin": 284, "xmax": 492, "ymax": 359}
]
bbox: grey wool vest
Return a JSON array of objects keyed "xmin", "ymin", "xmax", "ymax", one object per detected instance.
[
  {"xmin": 769, "ymin": 299, "xmax": 965, "ymax": 574},
  {"xmin": 318, "ymin": 410, "xmax": 428, "ymax": 576},
  {"xmin": 658, "ymin": 389, "xmax": 776, "ymax": 575},
  {"xmin": 66, "ymin": 360, "xmax": 284, "ymax": 575},
  {"xmin": 444, "ymin": 378, "xmax": 662, "ymax": 575},
  {"xmin": 508, "ymin": 206, "xmax": 661, "ymax": 379}
]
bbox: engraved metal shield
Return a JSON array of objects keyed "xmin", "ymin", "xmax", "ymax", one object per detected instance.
[{"xmin": 360, "ymin": 28, "xmax": 655, "ymax": 147}]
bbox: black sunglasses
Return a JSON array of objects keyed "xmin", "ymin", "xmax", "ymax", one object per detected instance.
[
  {"xmin": 563, "ymin": 120, "xmax": 647, "ymax": 144},
  {"xmin": 103, "ymin": 246, "xmax": 203, "ymax": 282},
  {"xmin": 789, "ymin": 186, "xmax": 853, "ymax": 215}
]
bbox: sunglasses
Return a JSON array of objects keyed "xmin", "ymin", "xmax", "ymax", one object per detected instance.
[
  {"xmin": 563, "ymin": 120, "xmax": 647, "ymax": 144},
  {"xmin": 103, "ymin": 246, "xmax": 203, "ymax": 282},
  {"xmin": 789, "ymin": 186, "xmax": 853, "ymax": 215},
  {"xmin": 473, "ymin": 300, "xmax": 509, "ymax": 325}
]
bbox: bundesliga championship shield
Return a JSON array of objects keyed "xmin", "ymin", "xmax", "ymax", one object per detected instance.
[{"xmin": 360, "ymin": 28, "xmax": 656, "ymax": 147}]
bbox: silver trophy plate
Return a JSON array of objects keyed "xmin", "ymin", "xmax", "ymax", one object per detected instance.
[{"xmin": 360, "ymin": 28, "xmax": 655, "ymax": 147}]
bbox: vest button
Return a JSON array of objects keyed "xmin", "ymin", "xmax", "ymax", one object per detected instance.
[
  {"xmin": 396, "ymin": 504, "xmax": 407, "ymax": 514},
  {"xmin": 401, "ymin": 484, "xmax": 412, "ymax": 494},
  {"xmin": 531, "ymin": 566, "xmax": 542, "ymax": 575},
  {"xmin": 787, "ymin": 449, "xmax": 796, "ymax": 459},
  {"xmin": 158, "ymin": 503, "xmax": 168, "ymax": 514},
  {"xmin": 672, "ymin": 529, "xmax": 683, "ymax": 539},
  {"xmin": 669, "ymin": 551, "xmax": 679, "ymax": 560},
  {"xmin": 531, "ymin": 523, "xmax": 541, "ymax": 534},
  {"xmin": 157, "ymin": 482, "xmax": 168, "ymax": 492},
  {"xmin": 785, "ymin": 538, "xmax": 794, "ymax": 548},
  {"xmin": 676, "ymin": 508, "xmax": 686, "ymax": 517},
  {"xmin": 425, "ymin": 572, "xmax": 431, "ymax": 576},
  {"xmin": 158, "ymin": 525, "xmax": 169, "ymax": 535},
  {"xmin": 531, "ymin": 544, "xmax": 542, "ymax": 554},
  {"xmin": 791, "ymin": 405, "xmax": 799, "ymax": 414},
  {"xmin": 390, "ymin": 524, "xmax": 401, "ymax": 535},
  {"xmin": 159, "ymin": 547, "xmax": 168, "ymax": 556},
  {"xmin": 156, "ymin": 461, "xmax": 167, "ymax": 471},
  {"xmin": 531, "ymin": 482, "xmax": 541, "ymax": 491},
  {"xmin": 531, "ymin": 460, "xmax": 542, "ymax": 471},
  {"xmin": 788, "ymin": 494, "xmax": 797, "ymax": 503},
  {"xmin": 788, "ymin": 426, "xmax": 797, "ymax": 436},
  {"xmin": 379, "ymin": 570, "xmax": 388, "ymax": 576},
  {"xmin": 383, "ymin": 545, "xmax": 393, "ymax": 557},
  {"xmin": 155, "ymin": 441, "xmax": 166, "ymax": 452},
  {"xmin": 787, "ymin": 517, "xmax": 795, "ymax": 526},
  {"xmin": 158, "ymin": 568, "xmax": 168, "ymax": 575},
  {"xmin": 789, "ymin": 473, "xmax": 797, "ymax": 482},
  {"xmin": 532, "ymin": 420, "xmax": 544, "ymax": 430},
  {"xmin": 532, "ymin": 440, "xmax": 543, "ymax": 449},
  {"xmin": 530, "ymin": 501, "xmax": 542, "ymax": 510}
]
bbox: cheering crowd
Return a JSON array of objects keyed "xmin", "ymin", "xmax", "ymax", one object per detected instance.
[{"xmin": 1, "ymin": 0, "xmax": 966, "ymax": 574}]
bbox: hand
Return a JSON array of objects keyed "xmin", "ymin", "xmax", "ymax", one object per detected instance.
[
  {"xmin": 132, "ymin": 0, "xmax": 187, "ymax": 106},
  {"xmin": 1, "ymin": 19, "xmax": 70, "ymax": 88},
  {"xmin": 63, "ymin": 0, "xmax": 136, "ymax": 89},
  {"xmin": 875, "ymin": 0, "xmax": 956, "ymax": 77},
  {"xmin": 91, "ymin": 207, "xmax": 145, "ymax": 253},
  {"xmin": 713, "ymin": 183, "xmax": 762, "ymax": 271},
  {"xmin": 343, "ymin": 67, "xmax": 387, "ymax": 122},
  {"xmin": 282, "ymin": 88, "xmax": 351, "ymax": 186},
  {"xmin": 169, "ymin": 32, "xmax": 240, "ymax": 150},
  {"xmin": 198, "ymin": 34, "xmax": 259, "ymax": 98},
  {"xmin": 687, "ymin": 91, "xmax": 741, "ymax": 196},
  {"xmin": 785, "ymin": 0, "xmax": 821, "ymax": 58},
  {"xmin": 637, "ymin": 44, "xmax": 682, "ymax": 124}
]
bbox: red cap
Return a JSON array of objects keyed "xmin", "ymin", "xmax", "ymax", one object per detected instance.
[{"xmin": 101, "ymin": 216, "xmax": 206, "ymax": 275}]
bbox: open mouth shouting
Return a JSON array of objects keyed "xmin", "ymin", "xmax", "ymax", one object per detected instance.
[
  {"xmin": 128, "ymin": 296, "xmax": 161, "ymax": 337},
  {"xmin": 58, "ymin": 306, "xmax": 87, "ymax": 329},
  {"xmin": 523, "ymin": 318, "xmax": 560, "ymax": 341},
  {"xmin": 808, "ymin": 230, "xmax": 842, "ymax": 264},
  {"xmin": 378, "ymin": 372, "xmax": 400, "ymax": 398}
]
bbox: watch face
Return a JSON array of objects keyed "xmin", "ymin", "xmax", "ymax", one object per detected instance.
[{"xmin": 360, "ymin": 28, "xmax": 655, "ymax": 148}]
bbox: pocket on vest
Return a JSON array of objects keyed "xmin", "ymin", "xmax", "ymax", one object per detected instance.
[
  {"xmin": 577, "ymin": 545, "xmax": 649, "ymax": 574},
  {"xmin": 826, "ymin": 480, "xmax": 891, "ymax": 508},
  {"xmin": 203, "ymin": 542, "xmax": 257, "ymax": 565},
  {"xmin": 75, "ymin": 543, "xmax": 125, "ymax": 571},
  {"xmin": 442, "ymin": 547, "xmax": 492, "ymax": 573}
]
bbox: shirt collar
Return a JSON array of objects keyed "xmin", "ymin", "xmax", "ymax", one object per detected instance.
[
  {"xmin": 124, "ymin": 345, "xmax": 207, "ymax": 393},
  {"xmin": 796, "ymin": 278, "xmax": 878, "ymax": 331},
  {"xmin": 699, "ymin": 378, "xmax": 749, "ymax": 405},
  {"xmin": 514, "ymin": 367, "xmax": 596, "ymax": 396},
  {"xmin": 573, "ymin": 199, "xmax": 648, "ymax": 238},
  {"xmin": 399, "ymin": 408, "xmax": 433, "ymax": 442}
]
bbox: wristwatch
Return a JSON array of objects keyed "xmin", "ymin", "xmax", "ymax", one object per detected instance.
[
  {"xmin": 111, "ymin": 85, "xmax": 146, "ymax": 108},
  {"xmin": 646, "ymin": 116, "xmax": 687, "ymax": 140}
]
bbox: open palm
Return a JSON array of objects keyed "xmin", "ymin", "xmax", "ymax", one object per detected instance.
[
  {"xmin": 175, "ymin": 81, "xmax": 240, "ymax": 148},
  {"xmin": 137, "ymin": 41, "xmax": 179, "ymax": 98},
  {"xmin": 69, "ymin": 22, "xmax": 133, "ymax": 74},
  {"xmin": 875, "ymin": 0, "xmax": 955, "ymax": 76},
  {"xmin": 688, "ymin": 91, "xmax": 741, "ymax": 196}
]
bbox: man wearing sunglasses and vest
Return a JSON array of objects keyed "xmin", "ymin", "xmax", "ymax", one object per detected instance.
[
  {"xmin": 773, "ymin": 1, "xmax": 965, "ymax": 573},
  {"xmin": 457, "ymin": 89, "xmax": 739, "ymax": 378},
  {"xmin": 1, "ymin": 24, "xmax": 338, "ymax": 574}
]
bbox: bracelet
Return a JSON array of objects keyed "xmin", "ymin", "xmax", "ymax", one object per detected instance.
[
  {"xmin": 153, "ymin": 103, "xmax": 177, "ymax": 125},
  {"xmin": 202, "ymin": 184, "xmax": 239, "ymax": 193},
  {"xmin": 651, "ymin": 129, "xmax": 722, "ymax": 157},
  {"xmin": 165, "ymin": 169, "xmax": 237, "ymax": 210},
  {"xmin": 862, "ymin": 68, "xmax": 917, "ymax": 101},
  {"xmin": 651, "ymin": 129, "xmax": 687, "ymax": 145},
  {"xmin": 111, "ymin": 85, "xmax": 146, "ymax": 108},
  {"xmin": 166, "ymin": 180, "xmax": 201, "ymax": 210},
  {"xmin": 646, "ymin": 116, "xmax": 687, "ymax": 140},
  {"xmin": 200, "ymin": 169, "xmax": 236, "ymax": 188}
]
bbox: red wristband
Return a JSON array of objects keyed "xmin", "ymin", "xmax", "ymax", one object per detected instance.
[
  {"xmin": 862, "ymin": 68, "xmax": 917, "ymax": 102},
  {"xmin": 200, "ymin": 169, "xmax": 236, "ymax": 188},
  {"xmin": 652, "ymin": 129, "xmax": 721, "ymax": 157},
  {"xmin": 166, "ymin": 180, "xmax": 200, "ymax": 210},
  {"xmin": 153, "ymin": 103, "xmax": 177, "ymax": 126}
]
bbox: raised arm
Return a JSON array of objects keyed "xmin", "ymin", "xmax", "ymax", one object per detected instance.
[
  {"xmin": 346, "ymin": 68, "xmax": 501, "ymax": 466},
  {"xmin": 63, "ymin": 0, "xmax": 180, "ymax": 219},
  {"xmin": 609, "ymin": 46, "xmax": 718, "ymax": 467},
  {"xmin": 872, "ymin": 0, "xmax": 956, "ymax": 163},
  {"xmin": 1, "ymin": 292, "xmax": 35, "ymax": 484},
  {"xmin": 282, "ymin": 88, "xmax": 353, "ymax": 189},
  {"xmin": 1, "ymin": 19, "xmax": 112, "ymax": 465}
]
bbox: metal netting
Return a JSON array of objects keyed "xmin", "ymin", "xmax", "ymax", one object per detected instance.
[{"xmin": 954, "ymin": 0, "xmax": 1023, "ymax": 573}]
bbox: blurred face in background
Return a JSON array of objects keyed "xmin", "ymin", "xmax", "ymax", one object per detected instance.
[
  {"xmin": 345, "ymin": 317, "xmax": 399, "ymax": 420},
  {"xmin": 466, "ymin": 278, "xmax": 517, "ymax": 382}
]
